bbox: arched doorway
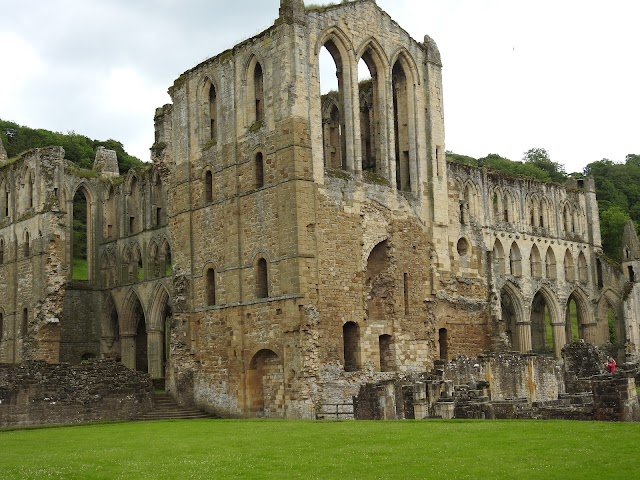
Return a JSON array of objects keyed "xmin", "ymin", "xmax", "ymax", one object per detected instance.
[
  {"xmin": 134, "ymin": 301, "xmax": 148, "ymax": 374},
  {"xmin": 101, "ymin": 294, "xmax": 121, "ymax": 361},
  {"xmin": 246, "ymin": 349, "xmax": 284, "ymax": 417},
  {"xmin": 148, "ymin": 286, "xmax": 171, "ymax": 380},
  {"xmin": 72, "ymin": 186, "xmax": 90, "ymax": 281},
  {"xmin": 500, "ymin": 287, "xmax": 519, "ymax": 350},
  {"xmin": 121, "ymin": 291, "xmax": 147, "ymax": 372}
]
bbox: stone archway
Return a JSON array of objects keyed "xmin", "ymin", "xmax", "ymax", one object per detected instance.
[
  {"xmin": 531, "ymin": 288, "xmax": 564, "ymax": 357},
  {"xmin": 246, "ymin": 349, "xmax": 284, "ymax": 417},
  {"xmin": 148, "ymin": 286, "xmax": 171, "ymax": 380},
  {"xmin": 121, "ymin": 291, "xmax": 147, "ymax": 373}
]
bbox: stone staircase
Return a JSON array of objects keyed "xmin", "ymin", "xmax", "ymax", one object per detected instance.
[{"xmin": 135, "ymin": 392, "xmax": 217, "ymax": 421}]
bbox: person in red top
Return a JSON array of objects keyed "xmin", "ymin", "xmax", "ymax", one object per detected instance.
[{"xmin": 607, "ymin": 356, "xmax": 616, "ymax": 374}]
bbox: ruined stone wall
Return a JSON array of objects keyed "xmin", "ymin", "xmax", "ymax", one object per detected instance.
[{"xmin": 0, "ymin": 360, "xmax": 153, "ymax": 427}]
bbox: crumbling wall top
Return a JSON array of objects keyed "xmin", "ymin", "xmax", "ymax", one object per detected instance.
[
  {"xmin": 0, "ymin": 136, "xmax": 7, "ymax": 163},
  {"xmin": 93, "ymin": 147, "xmax": 119, "ymax": 178}
]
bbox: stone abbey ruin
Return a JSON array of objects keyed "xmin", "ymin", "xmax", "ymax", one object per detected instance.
[{"xmin": 1, "ymin": 0, "xmax": 639, "ymax": 421}]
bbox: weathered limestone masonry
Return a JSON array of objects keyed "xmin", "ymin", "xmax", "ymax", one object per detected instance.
[
  {"xmin": 0, "ymin": 361, "xmax": 153, "ymax": 428},
  {"xmin": 1, "ymin": 1, "xmax": 639, "ymax": 421},
  {"xmin": 0, "ymin": 143, "xmax": 172, "ymax": 381}
]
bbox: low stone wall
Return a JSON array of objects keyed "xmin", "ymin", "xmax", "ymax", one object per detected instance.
[{"xmin": 0, "ymin": 361, "xmax": 153, "ymax": 428}]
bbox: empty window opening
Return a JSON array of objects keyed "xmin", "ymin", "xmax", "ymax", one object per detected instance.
[
  {"xmin": 209, "ymin": 83, "xmax": 217, "ymax": 143},
  {"xmin": 0, "ymin": 238, "xmax": 3, "ymax": 264},
  {"xmin": 531, "ymin": 292, "xmax": 553, "ymax": 353},
  {"xmin": 23, "ymin": 231, "xmax": 30, "ymax": 258},
  {"xmin": 256, "ymin": 152, "xmax": 264, "ymax": 189},
  {"xmin": 205, "ymin": 170, "xmax": 213, "ymax": 203},
  {"xmin": 127, "ymin": 177, "xmax": 141, "ymax": 235},
  {"xmin": 207, "ymin": 268, "xmax": 216, "ymax": 306},
  {"xmin": 164, "ymin": 244, "xmax": 172, "ymax": 277},
  {"xmin": 608, "ymin": 308, "xmax": 618, "ymax": 345},
  {"xmin": 565, "ymin": 297, "xmax": 581, "ymax": 342},
  {"xmin": 105, "ymin": 186, "xmax": 115, "ymax": 239},
  {"xmin": 629, "ymin": 266, "xmax": 635, "ymax": 283},
  {"xmin": 358, "ymin": 53, "xmax": 379, "ymax": 173},
  {"xmin": 596, "ymin": 259, "xmax": 604, "ymax": 289},
  {"xmin": 403, "ymin": 273, "xmax": 409, "ymax": 315},
  {"xmin": 457, "ymin": 238, "xmax": 469, "ymax": 257},
  {"xmin": 72, "ymin": 188, "xmax": 89, "ymax": 280},
  {"xmin": 343, "ymin": 321, "xmax": 359, "ymax": 371},
  {"xmin": 320, "ymin": 43, "xmax": 347, "ymax": 170},
  {"xmin": 22, "ymin": 307, "xmax": 28, "ymax": 338},
  {"xmin": 393, "ymin": 61, "xmax": 411, "ymax": 192},
  {"xmin": 379, "ymin": 334, "xmax": 394, "ymax": 371},
  {"xmin": 438, "ymin": 328, "xmax": 448, "ymax": 360},
  {"xmin": 256, "ymin": 258, "xmax": 268, "ymax": 299},
  {"xmin": 254, "ymin": 63, "xmax": 264, "ymax": 122}
]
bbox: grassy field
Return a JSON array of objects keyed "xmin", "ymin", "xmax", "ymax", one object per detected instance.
[{"xmin": 1, "ymin": 419, "xmax": 639, "ymax": 479}]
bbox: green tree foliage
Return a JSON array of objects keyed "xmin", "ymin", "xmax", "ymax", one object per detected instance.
[
  {"xmin": 446, "ymin": 151, "xmax": 558, "ymax": 182},
  {"xmin": 0, "ymin": 119, "xmax": 142, "ymax": 173},
  {"xmin": 522, "ymin": 147, "xmax": 566, "ymax": 183}
]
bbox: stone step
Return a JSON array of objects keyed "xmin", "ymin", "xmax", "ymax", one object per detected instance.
[{"xmin": 133, "ymin": 392, "xmax": 217, "ymax": 421}]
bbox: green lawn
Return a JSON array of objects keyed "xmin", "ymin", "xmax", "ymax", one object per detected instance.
[{"xmin": 1, "ymin": 419, "xmax": 639, "ymax": 479}]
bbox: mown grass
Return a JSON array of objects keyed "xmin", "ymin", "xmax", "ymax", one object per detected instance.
[{"xmin": 1, "ymin": 419, "xmax": 639, "ymax": 479}]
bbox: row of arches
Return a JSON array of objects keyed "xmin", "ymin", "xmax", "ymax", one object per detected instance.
[
  {"xmin": 455, "ymin": 180, "xmax": 587, "ymax": 239},
  {"xmin": 500, "ymin": 283, "xmax": 622, "ymax": 356},
  {"xmin": 100, "ymin": 240, "xmax": 172, "ymax": 288},
  {"xmin": 0, "ymin": 167, "xmax": 35, "ymax": 222},
  {"xmin": 493, "ymin": 239, "xmax": 589, "ymax": 284},
  {"xmin": 319, "ymin": 32, "xmax": 421, "ymax": 192},
  {"xmin": 0, "ymin": 230, "xmax": 37, "ymax": 265},
  {"xmin": 102, "ymin": 286, "xmax": 171, "ymax": 379}
]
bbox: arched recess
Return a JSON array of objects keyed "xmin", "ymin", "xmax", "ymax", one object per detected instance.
[
  {"xmin": 343, "ymin": 321, "xmax": 360, "ymax": 371},
  {"xmin": 72, "ymin": 185, "xmax": 91, "ymax": 281},
  {"xmin": 245, "ymin": 55, "xmax": 266, "ymax": 126},
  {"xmin": 103, "ymin": 185, "xmax": 116, "ymax": 239},
  {"xmin": 246, "ymin": 349, "xmax": 284, "ymax": 417},
  {"xmin": 578, "ymin": 252, "xmax": 588, "ymax": 284},
  {"xmin": 318, "ymin": 30, "xmax": 352, "ymax": 171},
  {"xmin": 502, "ymin": 191, "xmax": 514, "ymax": 223},
  {"xmin": 464, "ymin": 182, "xmax": 479, "ymax": 221},
  {"xmin": 204, "ymin": 169, "xmax": 213, "ymax": 204},
  {"xmin": 530, "ymin": 287, "xmax": 564, "ymax": 356},
  {"xmin": 392, "ymin": 52, "xmax": 418, "ymax": 193},
  {"xmin": 596, "ymin": 290, "xmax": 624, "ymax": 352},
  {"xmin": 101, "ymin": 294, "xmax": 121, "ymax": 361},
  {"xmin": 23, "ymin": 229, "xmax": 30, "ymax": 258},
  {"xmin": 530, "ymin": 244, "xmax": 542, "ymax": 278},
  {"xmin": 131, "ymin": 244, "xmax": 143, "ymax": 283},
  {"xmin": 126, "ymin": 174, "xmax": 142, "ymax": 235},
  {"xmin": 545, "ymin": 247, "xmax": 557, "ymax": 279},
  {"xmin": 151, "ymin": 171, "xmax": 166, "ymax": 227},
  {"xmin": 161, "ymin": 239, "xmax": 172, "ymax": 277},
  {"xmin": 0, "ymin": 236, "xmax": 4, "ymax": 264},
  {"xmin": 500, "ymin": 282, "xmax": 525, "ymax": 351},
  {"xmin": 148, "ymin": 241, "xmax": 159, "ymax": 279},
  {"xmin": 255, "ymin": 257, "xmax": 268, "ymax": 299},
  {"xmin": 120, "ymin": 290, "xmax": 148, "ymax": 373},
  {"xmin": 255, "ymin": 151, "xmax": 265, "ymax": 189},
  {"xmin": 493, "ymin": 239, "xmax": 506, "ymax": 276},
  {"xmin": 540, "ymin": 197, "xmax": 551, "ymax": 230},
  {"xmin": 565, "ymin": 289, "xmax": 592, "ymax": 343},
  {"xmin": 492, "ymin": 189, "xmax": 502, "ymax": 223},
  {"xmin": 564, "ymin": 249, "xmax": 575, "ymax": 282},
  {"xmin": 200, "ymin": 77, "xmax": 218, "ymax": 145},
  {"xmin": 365, "ymin": 240, "xmax": 392, "ymax": 322},
  {"xmin": 148, "ymin": 285, "xmax": 171, "ymax": 379},
  {"xmin": 19, "ymin": 166, "xmax": 34, "ymax": 214},
  {"xmin": 509, "ymin": 242, "xmax": 522, "ymax": 277},
  {"xmin": 356, "ymin": 38, "xmax": 388, "ymax": 175}
]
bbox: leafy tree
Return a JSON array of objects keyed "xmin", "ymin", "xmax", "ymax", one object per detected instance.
[
  {"xmin": 522, "ymin": 148, "xmax": 566, "ymax": 183},
  {"xmin": 600, "ymin": 205, "xmax": 631, "ymax": 262},
  {"xmin": 0, "ymin": 119, "xmax": 143, "ymax": 173}
]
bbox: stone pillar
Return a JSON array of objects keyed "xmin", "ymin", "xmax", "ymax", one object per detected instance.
[
  {"xmin": 581, "ymin": 322, "xmax": 598, "ymax": 344},
  {"xmin": 147, "ymin": 330, "xmax": 164, "ymax": 379},
  {"xmin": 516, "ymin": 321, "xmax": 532, "ymax": 352},
  {"xmin": 552, "ymin": 322, "xmax": 567, "ymax": 359},
  {"xmin": 121, "ymin": 334, "xmax": 136, "ymax": 370}
]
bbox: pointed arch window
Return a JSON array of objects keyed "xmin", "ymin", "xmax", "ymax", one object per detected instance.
[
  {"xmin": 24, "ymin": 230, "xmax": 30, "ymax": 258},
  {"xmin": 209, "ymin": 83, "xmax": 217, "ymax": 143},
  {"xmin": 254, "ymin": 62, "xmax": 264, "ymax": 123}
]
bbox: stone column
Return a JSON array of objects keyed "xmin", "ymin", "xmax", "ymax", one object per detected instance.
[
  {"xmin": 581, "ymin": 322, "xmax": 598, "ymax": 344},
  {"xmin": 516, "ymin": 321, "xmax": 532, "ymax": 352},
  {"xmin": 147, "ymin": 329, "xmax": 164, "ymax": 379},
  {"xmin": 552, "ymin": 322, "xmax": 567, "ymax": 359},
  {"xmin": 121, "ymin": 334, "xmax": 136, "ymax": 370}
]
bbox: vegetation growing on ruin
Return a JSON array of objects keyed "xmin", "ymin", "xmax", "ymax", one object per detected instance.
[
  {"xmin": 0, "ymin": 119, "xmax": 143, "ymax": 173},
  {"xmin": 1, "ymin": 420, "xmax": 639, "ymax": 478}
]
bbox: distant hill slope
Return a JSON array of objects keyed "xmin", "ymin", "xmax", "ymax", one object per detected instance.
[{"xmin": 0, "ymin": 119, "xmax": 143, "ymax": 173}]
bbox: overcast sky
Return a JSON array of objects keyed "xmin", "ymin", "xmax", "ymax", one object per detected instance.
[{"xmin": 1, "ymin": 0, "xmax": 638, "ymax": 174}]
